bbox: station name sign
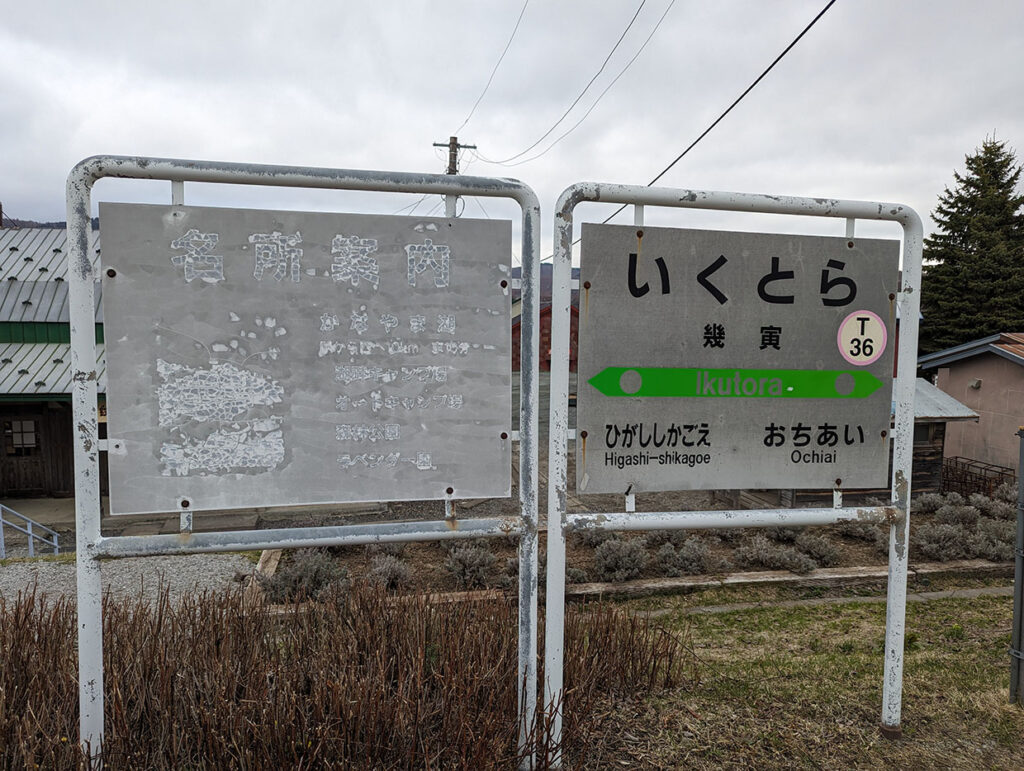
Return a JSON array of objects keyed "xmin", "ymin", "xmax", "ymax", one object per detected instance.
[{"xmin": 575, "ymin": 224, "xmax": 899, "ymax": 493}]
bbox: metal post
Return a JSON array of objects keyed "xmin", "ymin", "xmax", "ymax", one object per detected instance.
[
  {"xmin": 626, "ymin": 204, "xmax": 642, "ymax": 515},
  {"xmin": 543, "ymin": 187, "xmax": 575, "ymax": 767},
  {"xmin": 879, "ymin": 202, "xmax": 923, "ymax": 740},
  {"xmin": 516, "ymin": 180, "xmax": 541, "ymax": 769},
  {"xmin": 1011, "ymin": 427, "xmax": 1024, "ymax": 704},
  {"xmin": 179, "ymin": 501, "xmax": 193, "ymax": 534},
  {"xmin": 67, "ymin": 162, "xmax": 105, "ymax": 760},
  {"xmin": 0, "ymin": 516, "xmax": 6, "ymax": 559},
  {"xmin": 26, "ymin": 520, "xmax": 34, "ymax": 557}
]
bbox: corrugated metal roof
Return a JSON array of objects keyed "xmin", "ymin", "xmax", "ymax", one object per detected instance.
[
  {"xmin": 918, "ymin": 332, "xmax": 1024, "ymax": 369},
  {"xmin": 0, "ymin": 280, "xmax": 103, "ymax": 322},
  {"xmin": 993, "ymin": 332, "xmax": 1024, "ymax": 362},
  {"xmin": 0, "ymin": 227, "xmax": 101, "ymax": 280},
  {"xmin": 0, "ymin": 342, "xmax": 106, "ymax": 394},
  {"xmin": 0, "ymin": 228, "xmax": 104, "ymax": 323},
  {"xmin": 912, "ymin": 378, "xmax": 978, "ymax": 423}
]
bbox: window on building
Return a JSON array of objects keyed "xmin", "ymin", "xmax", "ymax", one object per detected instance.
[{"xmin": 3, "ymin": 419, "xmax": 40, "ymax": 457}]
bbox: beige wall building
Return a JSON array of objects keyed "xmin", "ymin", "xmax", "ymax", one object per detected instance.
[{"xmin": 919, "ymin": 332, "xmax": 1024, "ymax": 470}]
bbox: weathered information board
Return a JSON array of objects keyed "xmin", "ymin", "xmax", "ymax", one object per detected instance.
[
  {"xmin": 101, "ymin": 203, "xmax": 512, "ymax": 514},
  {"xmin": 576, "ymin": 224, "xmax": 899, "ymax": 493}
]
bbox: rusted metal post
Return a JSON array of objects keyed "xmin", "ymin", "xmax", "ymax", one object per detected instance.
[{"xmin": 1011, "ymin": 427, "xmax": 1024, "ymax": 704}]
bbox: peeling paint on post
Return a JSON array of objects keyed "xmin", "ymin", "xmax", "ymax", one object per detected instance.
[{"xmin": 545, "ymin": 183, "xmax": 922, "ymax": 764}]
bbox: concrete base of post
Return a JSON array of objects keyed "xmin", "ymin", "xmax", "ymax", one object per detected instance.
[{"xmin": 879, "ymin": 723, "xmax": 903, "ymax": 740}]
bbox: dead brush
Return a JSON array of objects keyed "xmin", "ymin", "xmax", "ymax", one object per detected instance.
[{"xmin": 1, "ymin": 582, "xmax": 695, "ymax": 769}]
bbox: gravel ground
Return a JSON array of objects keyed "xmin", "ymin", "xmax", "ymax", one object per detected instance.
[{"xmin": 0, "ymin": 554, "xmax": 254, "ymax": 606}]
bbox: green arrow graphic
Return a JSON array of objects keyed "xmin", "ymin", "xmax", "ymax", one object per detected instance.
[{"xmin": 588, "ymin": 367, "xmax": 884, "ymax": 399}]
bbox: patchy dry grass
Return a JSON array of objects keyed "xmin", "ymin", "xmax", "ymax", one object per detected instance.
[
  {"xmin": 0, "ymin": 551, "xmax": 76, "ymax": 567},
  {"xmin": 570, "ymin": 591, "xmax": 1024, "ymax": 768}
]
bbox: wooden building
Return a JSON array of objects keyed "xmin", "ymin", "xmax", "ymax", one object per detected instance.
[
  {"xmin": 0, "ymin": 227, "xmax": 105, "ymax": 497},
  {"xmin": 511, "ymin": 301, "xmax": 578, "ymax": 372}
]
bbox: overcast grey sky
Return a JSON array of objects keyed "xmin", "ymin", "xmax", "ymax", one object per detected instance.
[{"xmin": 2, "ymin": 0, "xmax": 1023, "ymax": 256}]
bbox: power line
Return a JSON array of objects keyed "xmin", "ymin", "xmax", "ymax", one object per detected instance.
[
  {"xmin": 452, "ymin": 0, "xmax": 531, "ymax": 136},
  {"xmin": 600, "ymin": 0, "xmax": 838, "ymax": 225},
  {"xmin": 493, "ymin": 0, "xmax": 676, "ymax": 168},
  {"xmin": 535, "ymin": 0, "xmax": 839, "ymax": 262},
  {"xmin": 472, "ymin": 197, "xmax": 491, "ymax": 219},
  {"xmin": 481, "ymin": 0, "xmax": 649, "ymax": 165},
  {"xmin": 393, "ymin": 194, "xmax": 431, "ymax": 216}
]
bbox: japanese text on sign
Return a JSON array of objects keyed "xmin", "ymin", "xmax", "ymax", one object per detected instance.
[
  {"xmin": 100, "ymin": 204, "xmax": 512, "ymax": 515},
  {"xmin": 575, "ymin": 224, "xmax": 899, "ymax": 493}
]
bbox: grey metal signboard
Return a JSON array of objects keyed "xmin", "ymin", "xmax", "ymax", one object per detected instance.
[
  {"xmin": 101, "ymin": 203, "xmax": 512, "ymax": 514},
  {"xmin": 576, "ymin": 224, "xmax": 899, "ymax": 493}
]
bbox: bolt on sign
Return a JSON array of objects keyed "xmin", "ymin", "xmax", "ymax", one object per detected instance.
[
  {"xmin": 575, "ymin": 224, "xmax": 899, "ymax": 493},
  {"xmin": 100, "ymin": 204, "xmax": 512, "ymax": 515}
]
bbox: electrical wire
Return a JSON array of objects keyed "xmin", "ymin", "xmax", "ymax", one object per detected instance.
[
  {"xmin": 599, "ymin": 0, "xmax": 838, "ymax": 224},
  {"xmin": 534, "ymin": 0, "xmax": 838, "ymax": 261},
  {"xmin": 483, "ymin": 0, "xmax": 649, "ymax": 164},
  {"xmin": 452, "ymin": 0, "xmax": 531, "ymax": 136},
  {"xmin": 497, "ymin": 0, "xmax": 675, "ymax": 168},
  {"xmin": 393, "ymin": 194, "xmax": 431, "ymax": 216},
  {"xmin": 472, "ymin": 197, "xmax": 491, "ymax": 219}
]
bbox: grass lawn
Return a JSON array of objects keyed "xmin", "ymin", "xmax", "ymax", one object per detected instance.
[{"xmin": 572, "ymin": 587, "xmax": 1024, "ymax": 769}]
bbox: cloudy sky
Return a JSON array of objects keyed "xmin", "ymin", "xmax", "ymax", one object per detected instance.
[{"xmin": 2, "ymin": 0, "xmax": 1023, "ymax": 259}]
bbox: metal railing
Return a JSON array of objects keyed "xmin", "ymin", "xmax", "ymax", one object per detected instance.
[{"xmin": 0, "ymin": 503, "xmax": 60, "ymax": 559}]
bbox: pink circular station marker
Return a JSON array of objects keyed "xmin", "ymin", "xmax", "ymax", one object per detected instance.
[{"xmin": 837, "ymin": 310, "xmax": 887, "ymax": 366}]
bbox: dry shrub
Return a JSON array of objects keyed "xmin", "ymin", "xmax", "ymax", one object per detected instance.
[
  {"xmin": 572, "ymin": 527, "xmax": 618, "ymax": 549},
  {"xmin": 258, "ymin": 548, "xmax": 349, "ymax": 603},
  {"xmin": 654, "ymin": 537, "xmax": 731, "ymax": 577},
  {"xmin": 910, "ymin": 489, "xmax": 1018, "ymax": 562},
  {"xmin": 444, "ymin": 544, "xmax": 496, "ymax": 589},
  {"xmin": 594, "ymin": 538, "xmax": 648, "ymax": 582},
  {"xmin": 641, "ymin": 530, "xmax": 675, "ymax": 548},
  {"xmin": 969, "ymin": 493, "xmax": 1017, "ymax": 521},
  {"xmin": 734, "ymin": 535, "xmax": 817, "ymax": 575},
  {"xmin": 911, "ymin": 492, "xmax": 946, "ymax": 514},
  {"xmin": 368, "ymin": 554, "xmax": 412, "ymax": 590},
  {"xmin": 1, "ymin": 584, "xmax": 695, "ymax": 769},
  {"xmin": 566, "ymin": 567, "xmax": 589, "ymax": 584},
  {"xmin": 365, "ymin": 541, "xmax": 407, "ymax": 557},
  {"xmin": 704, "ymin": 527, "xmax": 747, "ymax": 543},
  {"xmin": 836, "ymin": 520, "xmax": 880, "ymax": 540},
  {"xmin": 934, "ymin": 503, "xmax": 981, "ymax": 527},
  {"xmin": 973, "ymin": 517, "xmax": 1016, "ymax": 562},
  {"xmin": 794, "ymin": 532, "xmax": 841, "ymax": 567},
  {"xmin": 912, "ymin": 522, "xmax": 973, "ymax": 562},
  {"xmin": 993, "ymin": 481, "xmax": 1017, "ymax": 503},
  {"xmin": 764, "ymin": 527, "xmax": 800, "ymax": 543}
]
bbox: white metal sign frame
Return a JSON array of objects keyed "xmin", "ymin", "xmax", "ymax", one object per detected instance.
[
  {"xmin": 66, "ymin": 156, "xmax": 541, "ymax": 763},
  {"xmin": 543, "ymin": 183, "xmax": 922, "ymax": 763}
]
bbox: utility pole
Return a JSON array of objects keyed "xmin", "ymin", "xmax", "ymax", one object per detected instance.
[
  {"xmin": 432, "ymin": 136, "xmax": 476, "ymax": 216},
  {"xmin": 1012, "ymin": 428, "xmax": 1024, "ymax": 704}
]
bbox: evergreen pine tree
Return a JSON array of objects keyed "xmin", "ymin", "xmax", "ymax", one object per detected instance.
[{"xmin": 918, "ymin": 138, "xmax": 1024, "ymax": 353}]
